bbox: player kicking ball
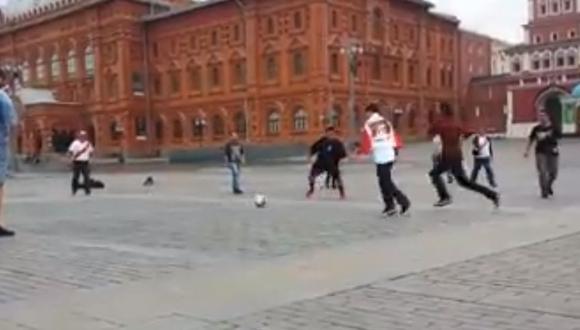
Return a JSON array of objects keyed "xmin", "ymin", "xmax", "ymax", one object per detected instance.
[{"xmin": 306, "ymin": 126, "xmax": 347, "ymax": 199}]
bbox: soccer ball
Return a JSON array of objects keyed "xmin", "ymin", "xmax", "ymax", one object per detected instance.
[{"xmin": 254, "ymin": 194, "xmax": 267, "ymax": 208}]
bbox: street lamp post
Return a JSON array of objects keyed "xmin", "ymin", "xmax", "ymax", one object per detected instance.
[
  {"xmin": 340, "ymin": 44, "xmax": 364, "ymax": 148},
  {"xmin": 194, "ymin": 118, "xmax": 207, "ymax": 147}
]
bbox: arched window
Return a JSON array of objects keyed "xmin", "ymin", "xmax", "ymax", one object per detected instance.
[
  {"xmin": 555, "ymin": 50, "xmax": 566, "ymax": 67},
  {"xmin": 155, "ymin": 119, "xmax": 164, "ymax": 141},
  {"xmin": 84, "ymin": 45, "xmax": 95, "ymax": 78},
  {"xmin": 293, "ymin": 107, "xmax": 308, "ymax": 132},
  {"xmin": 542, "ymin": 52, "xmax": 552, "ymax": 69},
  {"xmin": 51, "ymin": 53, "xmax": 60, "ymax": 81},
  {"xmin": 267, "ymin": 17, "xmax": 275, "ymax": 34},
  {"xmin": 188, "ymin": 64, "xmax": 202, "ymax": 91},
  {"xmin": 293, "ymin": 11, "xmax": 303, "ymax": 29},
  {"xmin": 213, "ymin": 114, "xmax": 225, "ymax": 137},
  {"xmin": 265, "ymin": 54, "xmax": 277, "ymax": 80},
  {"xmin": 330, "ymin": 105, "xmax": 342, "ymax": 128},
  {"xmin": 192, "ymin": 117, "xmax": 205, "ymax": 138},
  {"xmin": 511, "ymin": 58, "xmax": 522, "ymax": 73},
  {"xmin": 531, "ymin": 53, "xmax": 541, "ymax": 70},
  {"xmin": 109, "ymin": 121, "xmax": 120, "ymax": 141},
  {"xmin": 372, "ymin": 8, "xmax": 384, "ymax": 40},
  {"xmin": 173, "ymin": 119, "xmax": 183, "ymax": 139},
  {"xmin": 267, "ymin": 110, "xmax": 281, "ymax": 135},
  {"xmin": 292, "ymin": 50, "xmax": 306, "ymax": 76},
  {"xmin": 567, "ymin": 49, "xmax": 577, "ymax": 66},
  {"xmin": 36, "ymin": 56, "xmax": 46, "ymax": 81},
  {"xmin": 234, "ymin": 111, "xmax": 247, "ymax": 138},
  {"xmin": 67, "ymin": 49, "xmax": 76, "ymax": 78},
  {"xmin": 22, "ymin": 61, "xmax": 30, "ymax": 83}
]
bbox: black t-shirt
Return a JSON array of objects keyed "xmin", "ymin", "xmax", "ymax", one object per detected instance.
[
  {"xmin": 310, "ymin": 137, "xmax": 346, "ymax": 166},
  {"xmin": 529, "ymin": 124, "xmax": 561, "ymax": 155},
  {"xmin": 225, "ymin": 141, "xmax": 244, "ymax": 163}
]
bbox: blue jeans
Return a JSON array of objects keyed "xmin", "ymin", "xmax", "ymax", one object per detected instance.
[
  {"xmin": 470, "ymin": 158, "xmax": 497, "ymax": 187},
  {"xmin": 228, "ymin": 162, "xmax": 242, "ymax": 192}
]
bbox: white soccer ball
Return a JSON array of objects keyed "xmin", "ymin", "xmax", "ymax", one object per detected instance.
[{"xmin": 254, "ymin": 194, "xmax": 267, "ymax": 208}]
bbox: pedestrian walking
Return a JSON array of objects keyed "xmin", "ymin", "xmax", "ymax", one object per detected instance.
[
  {"xmin": 524, "ymin": 111, "xmax": 561, "ymax": 199},
  {"xmin": 68, "ymin": 130, "xmax": 94, "ymax": 196},
  {"xmin": 0, "ymin": 70, "xmax": 18, "ymax": 237},
  {"xmin": 470, "ymin": 129, "xmax": 497, "ymax": 188},
  {"xmin": 362, "ymin": 104, "xmax": 410, "ymax": 217},
  {"xmin": 431, "ymin": 135, "xmax": 454, "ymax": 184},
  {"xmin": 428, "ymin": 103, "xmax": 500, "ymax": 208},
  {"xmin": 306, "ymin": 126, "xmax": 347, "ymax": 199},
  {"xmin": 224, "ymin": 132, "xmax": 245, "ymax": 195}
]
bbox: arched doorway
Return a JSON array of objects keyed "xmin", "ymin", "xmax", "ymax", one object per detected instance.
[
  {"xmin": 535, "ymin": 86, "xmax": 568, "ymax": 132},
  {"xmin": 544, "ymin": 95, "xmax": 563, "ymax": 131}
]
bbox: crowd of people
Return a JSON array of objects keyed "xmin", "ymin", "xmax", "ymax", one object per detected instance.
[
  {"xmin": 223, "ymin": 101, "xmax": 562, "ymax": 219},
  {"xmin": 0, "ymin": 66, "xmax": 564, "ymax": 238}
]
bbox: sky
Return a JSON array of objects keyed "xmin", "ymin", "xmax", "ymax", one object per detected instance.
[
  {"xmin": 0, "ymin": 0, "xmax": 528, "ymax": 43},
  {"xmin": 430, "ymin": 0, "xmax": 527, "ymax": 43}
]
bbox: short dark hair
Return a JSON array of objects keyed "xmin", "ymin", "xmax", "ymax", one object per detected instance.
[
  {"xmin": 0, "ymin": 69, "xmax": 6, "ymax": 81},
  {"xmin": 365, "ymin": 103, "xmax": 380, "ymax": 114},
  {"xmin": 440, "ymin": 102, "xmax": 454, "ymax": 117}
]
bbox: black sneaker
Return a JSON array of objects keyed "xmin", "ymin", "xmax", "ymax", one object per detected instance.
[
  {"xmin": 234, "ymin": 190, "xmax": 244, "ymax": 195},
  {"xmin": 383, "ymin": 208, "xmax": 398, "ymax": 217},
  {"xmin": 547, "ymin": 186, "xmax": 554, "ymax": 196},
  {"xmin": 492, "ymin": 194, "xmax": 501, "ymax": 209},
  {"xmin": 434, "ymin": 199, "xmax": 452, "ymax": 207},
  {"xmin": 0, "ymin": 226, "xmax": 15, "ymax": 237},
  {"xmin": 400, "ymin": 203, "xmax": 411, "ymax": 216}
]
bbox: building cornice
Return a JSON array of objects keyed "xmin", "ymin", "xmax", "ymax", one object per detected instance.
[{"xmin": 0, "ymin": 0, "xmax": 172, "ymax": 36}]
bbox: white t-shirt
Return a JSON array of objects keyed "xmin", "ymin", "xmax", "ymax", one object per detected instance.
[
  {"xmin": 364, "ymin": 114, "xmax": 396, "ymax": 165},
  {"xmin": 475, "ymin": 136, "xmax": 491, "ymax": 158},
  {"xmin": 68, "ymin": 140, "xmax": 94, "ymax": 161}
]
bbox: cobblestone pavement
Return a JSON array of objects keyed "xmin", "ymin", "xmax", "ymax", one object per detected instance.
[
  {"xmin": 215, "ymin": 233, "xmax": 580, "ymax": 330},
  {"xmin": 0, "ymin": 140, "xmax": 580, "ymax": 329}
]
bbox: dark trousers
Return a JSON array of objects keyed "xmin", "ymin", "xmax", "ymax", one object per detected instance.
[
  {"xmin": 470, "ymin": 158, "xmax": 497, "ymax": 187},
  {"xmin": 309, "ymin": 163, "xmax": 344, "ymax": 194},
  {"xmin": 429, "ymin": 158, "xmax": 497, "ymax": 201},
  {"xmin": 535, "ymin": 153, "xmax": 558, "ymax": 196},
  {"xmin": 72, "ymin": 161, "xmax": 91, "ymax": 195},
  {"xmin": 377, "ymin": 162, "xmax": 410, "ymax": 211}
]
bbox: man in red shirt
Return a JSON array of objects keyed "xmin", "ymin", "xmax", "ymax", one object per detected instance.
[{"xmin": 428, "ymin": 103, "xmax": 499, "ymax": 208}]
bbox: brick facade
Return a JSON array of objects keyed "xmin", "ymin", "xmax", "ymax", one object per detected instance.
[{"xmin": 0, "ymin": 0, "xmax": 460, "ymax": 157}]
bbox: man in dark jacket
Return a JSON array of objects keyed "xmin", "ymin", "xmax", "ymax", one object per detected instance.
[
  {"xmin": 428, "ymin": 103, "xmax": 500, "ymax": 208},
  {"xmin": 306, "ymin": 126, "xmax": 347, "ymax": 199}
]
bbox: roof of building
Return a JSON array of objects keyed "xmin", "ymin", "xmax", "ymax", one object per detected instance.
[
  {"xmin": 143, "ymin": 0, "xmax": 231, "ymax": 22},
  {"xmin": 504, "ymin": 38, "xmax": 580, "ymax": 54},
  {"xmin": 428, "ymin": 11, "xmax": 459, "ymax": 24},
  {"xmin": 143, "ymin": 0, "xmax": 439, "ymax": 23},
  {"xmin": 0, "ymin": 0, "xmax": 173, "ymax": 34}
]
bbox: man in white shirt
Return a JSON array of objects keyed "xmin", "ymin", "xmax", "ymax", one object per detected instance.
[
  {"xmin": 470, "ymin": 128, "xmax": 497, "ymax": 188},
  {"xmin": 68, "ymin": 130, "xmax": 94, "ymax": 195},
  {"xmin": 363, "ymin": 104, "xmax": 410, "ymax": 217}
]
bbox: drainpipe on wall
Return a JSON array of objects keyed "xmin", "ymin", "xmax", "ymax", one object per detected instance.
[
  {"xmin": 234, "ymin": 0, "xmax": 250, "ymax": 143},
  {"xmin": 142, "ymin": 5, "xmax": 154, "ymax": 156}
]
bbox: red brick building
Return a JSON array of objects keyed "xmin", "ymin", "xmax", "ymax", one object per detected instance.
[
  {"xmin": 0, "ymin": 0, "xmax": 460, "ymax": 158},
  {"xmin": 467, "ymin": 0, "xmax": 580, "ymax": 137}
]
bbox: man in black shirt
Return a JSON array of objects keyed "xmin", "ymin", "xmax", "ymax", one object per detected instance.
[
  {"xmin": 306, "ymin": 126, "xmax": 347, "ymax": 199},
  {"xmin": 524, "ymin": 112, "xmax": 561, "ymax": 199},
  {"xmin": 224, "ymin": 132, "xmax": 245, "ymax": 195}
]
